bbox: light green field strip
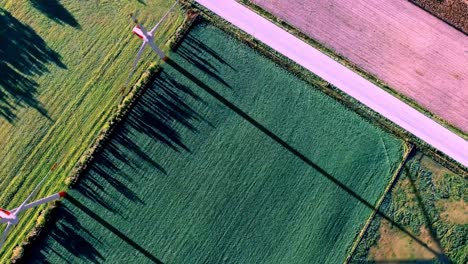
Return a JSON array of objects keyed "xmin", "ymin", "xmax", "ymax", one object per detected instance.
[{"xmin": 0, "ymin": 0, "xmax": 183, "ymax": 260}]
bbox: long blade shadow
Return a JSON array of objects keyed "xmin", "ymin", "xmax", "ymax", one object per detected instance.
[
  {"xmin": 65, "ymin": 195, "xmax": 164, "ymax": 264},
  {"xmin": 404, "ymin": 165, "xmax": 450, "ymax": 262},
  {"xmin": 165, "ymin": 58, "xmax": 447, "ymax": 261}
]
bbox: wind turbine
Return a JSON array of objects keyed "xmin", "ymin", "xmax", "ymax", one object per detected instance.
[
  {"xmin": 124, "ymin": 1, "xmax": 179, "ymax": 90},
  {"xmin": 0, "ymin": 163, "xmax": 66, "ymax": 249}
]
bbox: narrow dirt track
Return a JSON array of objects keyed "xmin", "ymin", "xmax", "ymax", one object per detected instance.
[{"xmin": 252, "ymin": 0, "xmax": 468, "ymax": 133}]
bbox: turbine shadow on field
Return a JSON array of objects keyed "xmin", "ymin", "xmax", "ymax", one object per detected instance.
[
  {"xmin": 65, "ymin": 195, "xmax": 164, "ymax": 263},
  {"xmin": 29, "ymin": 0, "xmax": 80, "ymax": 28},
  {"xmin": 0, "ymin": 9, "xmax": 65, "ymax": 122},
  {"xmin": 352, "ymin": 158, "xmax": 454, "ymax": 263},
  {"xmin": 404, "ymin": 165, "xmax": 449, "ymax": 262},
  {"xmin": 165, "ymin": 58, "xmax": 448, "ymax": 262}
]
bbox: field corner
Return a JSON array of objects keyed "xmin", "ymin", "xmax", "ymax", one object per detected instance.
[{"xmin": 344, "ymin": 142, "xmax": 415, "ymax": 264}]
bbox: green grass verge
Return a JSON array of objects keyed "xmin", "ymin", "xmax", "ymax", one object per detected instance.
[
  {"xmin": 0, "ymin": 0, "xmax": 184, "ymax": 260},
  {"xmin": 27, "ymin": 21, "xmax": 404, "ymax": 263}
]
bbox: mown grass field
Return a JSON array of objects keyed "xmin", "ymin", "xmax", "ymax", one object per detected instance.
[
  {"xmin": 0, "ymin": 0, "xmax": 184, "ymax": 260},
  {"xmin": 352, "ymin": 151, "xmax": 467, "ymax": 263},
  {"xmin": 27, "ymin": 22, "xmax": 404, "ymax": 263}
]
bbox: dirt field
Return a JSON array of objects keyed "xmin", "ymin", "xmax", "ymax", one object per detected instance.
[
  {"xmin": 437, "ymin": 199, "xmax": 468, "ymax": 224},
  {"xmin": 252, "ymin": 0, "xmax": 468, "ymax": 133},
  {"xmin": 410, "ymin": 0, "xmax": 468, "ymax": 34},
  {"xmin": 369, "ymin": 221, "xmax": 440, "ymax": 261}
]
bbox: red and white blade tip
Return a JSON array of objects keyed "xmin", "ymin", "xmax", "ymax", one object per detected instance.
[
  {"xmin": 58, "ymin": 191, "xmax": 67, "ymax": 198},
  {"xmin": 0, "ymin": 208, "xmax": 11, "ymax": 216}
]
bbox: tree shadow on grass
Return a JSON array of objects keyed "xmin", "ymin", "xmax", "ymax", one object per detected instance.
[
  {"xmin": 183, "ymin": 34, "xmax": 236, "ymax": 71},
  {"xmin": 124, "ymin": 71, "xmax": 211, "ymax": 153},
  {"xmin": 176, "ymin": 38, "xmax": 233, "ymax": 89},
  {"xmin": 23, "ymin": 66, "xmax": 210, "ymax": 262},
  {"xmin": 26, "ymin": 197, "xmax": 165, "ymax": 263},
  {"xmin": 29, "ymin": 0, "xmax": 80, "ymax": 28},
  {"xmin": 0, "ymin": 9, "xmax": 65, "ymax": 122},
  {"xmin": 24, "ymin": 205, "xmax": 104, "ymax": 263},
  {"xmin": 65, "ymin": 68, "xmax": 209, "ymax": 219}
]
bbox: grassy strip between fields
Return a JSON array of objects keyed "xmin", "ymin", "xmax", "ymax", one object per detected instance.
[
  {"xmin": 9, "ymin": 10, "xmax": 199, "ymax": 263},
  {"xmin": 237, "ymin": 0, "xmax": 468, "ymax": 141},
  {"xmin": 344, "ymin": 143, "xmax": 414, "ymax": 263},
  {"xmin": 184, "ymin": 0, "xmax": 467, "ymax": 177}
]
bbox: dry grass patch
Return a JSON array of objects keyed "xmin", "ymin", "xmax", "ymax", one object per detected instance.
[
  {"xmin": 370, "ymin": 221, "xmax": 440, "ymax": 261},
  {"xmin": 437, "ymin": 199, "xmax": 468, "ymax": 225}
]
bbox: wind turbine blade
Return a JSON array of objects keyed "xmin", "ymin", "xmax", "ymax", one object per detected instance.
[
  {"xmin": 130, "ymin": 10, "xmax": 148, "ymax": 34},
  {"xmin": 11, "ymin": 192, "xmax": 66, "ymax": 215},
  {"xmin": 148, "ymin": 41, "xmax": 166, "ymax": 59},
  {"xmin": 12, "ymin": 162, "xmax": 59, "ymax": 215},
  {"xmin": 124, "ymin": 42, "xmax": 147, "ymax": 89},
  {"xmin": 149, "ymin": 0, "xmax": 179, "ymax": 34},
  {"xmin": 134, "ymin": 10, "xmax": 140, "ymax": 21},
  {"xmin": 0, "ymin": 223, "xmax": 13, "ymax": 249}
]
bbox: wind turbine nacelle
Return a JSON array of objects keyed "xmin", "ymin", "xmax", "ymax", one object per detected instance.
[{"xmin": 132, "ymin": 26, "xmax": 144, "ymax": 39}]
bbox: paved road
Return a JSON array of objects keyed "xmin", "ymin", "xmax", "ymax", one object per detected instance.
[{"xmin": 195, "ymin": 0, "xmax": 468, "ymax": 168}]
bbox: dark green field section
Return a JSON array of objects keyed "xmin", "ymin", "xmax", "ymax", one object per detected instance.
[{"xmin": 28, "ymin": 23, "xmax": 404, "ymax": 263}]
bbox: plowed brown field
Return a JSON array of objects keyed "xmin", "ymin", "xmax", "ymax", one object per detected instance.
[
  {"xmin": 252, "ymin": 0, "xmax": 468, "ymax": 133},
  {"xmin": 410, "ymin": 0, "xmax": 468, "ymax": 34}
]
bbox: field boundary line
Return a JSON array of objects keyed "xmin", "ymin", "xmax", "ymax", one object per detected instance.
[{"xmin": 343, "ymin": 143, "xmax": 414, "ymax": 264}]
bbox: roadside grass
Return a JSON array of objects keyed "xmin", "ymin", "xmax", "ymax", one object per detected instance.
[
  {"xmin": 27, "ymin": 22, "xmax": 404, "ymax": 263},
  {"xmin": 0, "ymin": 0, "xmax": 183, "ymax": 260}
]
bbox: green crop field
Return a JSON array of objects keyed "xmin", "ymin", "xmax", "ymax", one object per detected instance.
[
  {"xmin": 25, "ymin": 22, "xmax": 405, "ymax": 263},
  {"xmin": 0, "ymin": 0, "xmax": 184, "ymax": 260}
]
